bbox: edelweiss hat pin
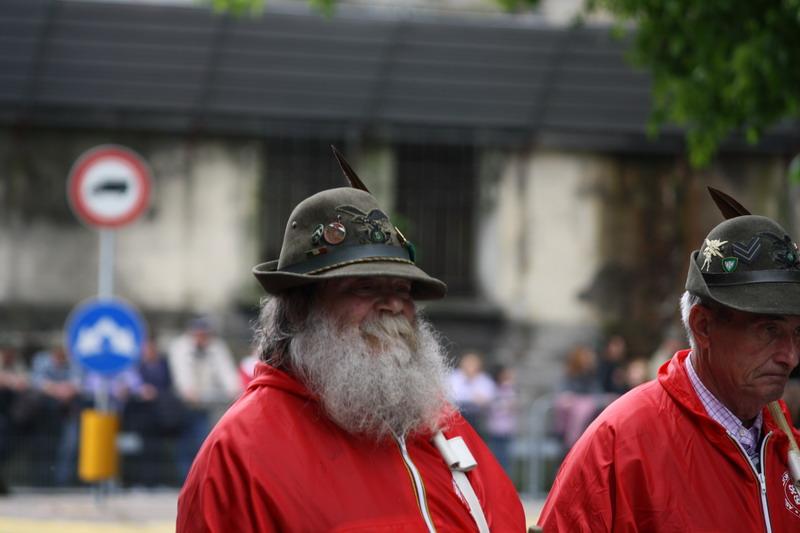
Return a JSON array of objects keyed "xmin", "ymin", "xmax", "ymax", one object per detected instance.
[
  {"xmin": 252, "ymin": 146, "xmax": 447, "ymax": 299},
  {"xmin": 695, "ymin": 186, "xmax": 800, "ymax": 489}
]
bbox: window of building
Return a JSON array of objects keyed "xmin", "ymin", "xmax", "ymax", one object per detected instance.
[
  {"xmin": 395, "ymin": 144, "xmax": 476, "ymax": 296},
  {"xmin": 260, "ymin": 138, "xmax": 344, "ymax": 261}
]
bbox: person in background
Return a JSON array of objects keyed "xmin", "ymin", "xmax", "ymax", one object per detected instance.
[
  {"xmin": 29, "ymin": 345, "xmax": 81, "ymax": 485},
  {"xmin": 597, "ymin": 334, "xmax": 629, "ymax": 395},
  {"xmin": 485, "ymin": 364, "xmax": 518, "ymax": 474},
  {"xmin": 168, "ymin": 317, "xmax": 241, "ymax": 481},
  {"xmin": 124, "ymin": 334, "xmax": 183, "ymax": 486},
  {"xmin": 558, "ymin": 345, "xmax": 600, "ymax": 395},
  {"xmin": 138, "ymin": 333, "xmax": 173, "ymax": 400},
  {"xmin": 622, "ymin": 357, "xmax": 650, "ymax": 390},
  {"xmin": 448, "ymin": 351, "xmax": 496, "ymax": 436},
  {"xmin": 552, "ymin": 345, "xmax": 610, "ymax": 449}
]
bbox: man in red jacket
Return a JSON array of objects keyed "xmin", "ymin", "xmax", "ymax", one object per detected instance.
[
  {"xmin": 539, "ymin": 212, "xmax": 800, "ymax": 531},
  {"xmin": 177, "ymin": 152, "xmax": 525, "ymax": 532}
]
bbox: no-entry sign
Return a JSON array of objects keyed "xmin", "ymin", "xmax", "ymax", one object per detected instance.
[{"xmin": 67, "ymin": 145, "xmax": 152, "ymax": 228}]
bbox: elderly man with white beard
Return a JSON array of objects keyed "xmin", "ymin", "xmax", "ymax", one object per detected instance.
[{"xmin": 176, "ymin": 150, "xmax": 525, "ymax": 533}]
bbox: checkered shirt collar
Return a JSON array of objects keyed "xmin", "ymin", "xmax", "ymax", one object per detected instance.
[{"xmin": 685, "ymin": 354, "xmax": 763, "ymax": 457}]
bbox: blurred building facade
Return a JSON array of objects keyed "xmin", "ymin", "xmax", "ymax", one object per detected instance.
[{"xmin": 1, "ymin": 0, "xmax": 799, "ymax": 397}]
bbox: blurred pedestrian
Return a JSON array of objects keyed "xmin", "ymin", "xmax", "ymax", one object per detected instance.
[
  {"xmin": 623, "ymin": 358, "xmax": 649, "ymax": 390},
  {"xmin": 486, "ymin": 364, "xmax": 518, "ymax": 474},
  {"xmin": 168, "ymin": 317, "xmax": 240, "ymax": 481},
  {"xmin": 28, "ymin": 345, "xmax": 81, "ymax": 485},
  {"xmin": 597, "ymin": 334, "xmax": 629, "ymax": 394},
  {"xmin": 558, "ymin": 345, "xmax": 600, "ymax": 395},
  {"xmin": 123, "ymin": 334, "xmax": 183, "ymax": 486},
  {"xmin": 552, "ymin": 345, "xmax": 612, "ymax": 448},
  {"xmin": 448, "ymin": 352, "xmax": 496, "ymax": 436}
]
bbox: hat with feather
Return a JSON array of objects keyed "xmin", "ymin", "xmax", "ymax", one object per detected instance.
[
  {"xmin": 685, "ymin": 187, "xmax": 800, "ymax": 314},
  {"xmin": 252, "ymin": 147, "xmax": 446, "ymax": 300}
]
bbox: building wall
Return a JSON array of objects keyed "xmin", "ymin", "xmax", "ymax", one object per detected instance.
[
  {"xmin": 479, "ymin": 149, "xmax": 603, "ymax": 326},
  {"xmin": 114, "ymin": 141, "xmax": 261, "ymax": 312}
]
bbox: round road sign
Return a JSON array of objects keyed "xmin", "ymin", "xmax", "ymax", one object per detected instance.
[
  {"xmin": 67, "ymin": 145, "xmax": 153, "ymax": 228},
  {"xmin": 65, "ymin": 297, "xmax": 147, "ymax": 375}
]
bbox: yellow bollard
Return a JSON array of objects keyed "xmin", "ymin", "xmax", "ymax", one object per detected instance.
[{"xmin": 78, "ymin": 408, "xmax": 119, "ymax": 482}]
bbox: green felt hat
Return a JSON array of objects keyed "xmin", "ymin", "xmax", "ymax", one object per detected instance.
[
  {"xmin": 686, "ymin": 189, "xmax": 800, "ymax": 315},
  {"xmin": 253, "ymin": 149, "xmax": 446, "ymax": 300}
]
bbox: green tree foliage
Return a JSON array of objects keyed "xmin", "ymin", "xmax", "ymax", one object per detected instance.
[
  {"xmin": 587, "ymin": 0, "xmax": 800, "ymax": 167},
  {"xmin": 208, "ymin": 0, "xmax": 264, "ymax": 15},
  {"xmin": 204, "ymin": 0, "xmax": 334, "ymax": 16}
]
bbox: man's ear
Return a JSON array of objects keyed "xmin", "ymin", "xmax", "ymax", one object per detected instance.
[{"xmin": 689, "ymin": 304, "xmax": 713, "ymax": 349}]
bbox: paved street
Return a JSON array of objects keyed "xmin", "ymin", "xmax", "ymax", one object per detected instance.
[
  {"xmin": 0, "ymin": 489, "xmax": 177, "ymax": 533},
  {"xmin": 0, "ymin": 489, "xmax": 544, "ymax": 531}
]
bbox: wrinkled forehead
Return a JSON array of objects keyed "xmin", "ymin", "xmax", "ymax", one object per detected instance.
[{"xmin": 710, "ymin": 304, "xmax": 800, "ymax": 324}]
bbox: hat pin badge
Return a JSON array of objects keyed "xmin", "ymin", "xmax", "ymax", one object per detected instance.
[
  {"xmin": 323, "ymin": 222, "xmax": 347, "ymax": 245},
  {"xmin": 701, "ymin": 239, "xmax": 727, "ymax": 271}
]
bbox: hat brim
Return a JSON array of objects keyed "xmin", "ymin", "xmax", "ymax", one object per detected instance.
[
  {"xmin": 686, "ymin": 250, "xmax": 800, "ymax": 315},
  {"xmin": 253, "ymin": 259, "xmax": 447, "ymax": 300}
]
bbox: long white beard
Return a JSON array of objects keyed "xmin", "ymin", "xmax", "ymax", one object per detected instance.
[{"xmin": 288, "ymin": 308, "xmax": 453, "ymax": 441}]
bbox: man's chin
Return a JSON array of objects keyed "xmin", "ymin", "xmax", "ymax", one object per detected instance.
[{"xmin": 758, "ymin": 379, "xmax": 790, "ymax": 403}]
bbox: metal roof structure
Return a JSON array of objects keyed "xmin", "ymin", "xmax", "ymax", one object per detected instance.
[{"xmin": 0, "ymin": 0, "xmax": 793, "ymax": 151}]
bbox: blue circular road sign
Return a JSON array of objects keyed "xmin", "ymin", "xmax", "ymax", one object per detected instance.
[{"xmin": 65, "ymin": 298, "xmax": 147, "ymax": 375}]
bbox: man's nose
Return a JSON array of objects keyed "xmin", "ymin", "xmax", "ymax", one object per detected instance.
[
  {"xmin": 376, "ymin": 292, "xmax": 405, "ymax": 314},
  {"xmin": 775, "ymin": 334, "xmax": 800, "ymax": 369}
]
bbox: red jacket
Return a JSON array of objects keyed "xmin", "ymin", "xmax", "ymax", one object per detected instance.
[
  {"xmin": 177, "ymin": 363, "xmax": 525, "ymax": 532},
  {"xmin": 539, "ymin": 350, "xmax": 800, "ymax": 532}
]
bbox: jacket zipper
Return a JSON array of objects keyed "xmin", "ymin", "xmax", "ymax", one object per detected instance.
[
  {"xmin": 394, "ymin": 435, "xmax": 437, "ymax": 533},
  {"xmin": 727, "ymin": 431, "xmax": 773, "ymax": 533}
]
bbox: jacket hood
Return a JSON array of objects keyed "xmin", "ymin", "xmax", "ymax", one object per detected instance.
[{"xmin": 247, "ymin": 362, "xmax": 314, "ymax": 400}]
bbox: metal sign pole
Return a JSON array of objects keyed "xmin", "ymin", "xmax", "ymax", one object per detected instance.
[
  {"xmin": 97, "ymin": 229, "xmax": 115, "ymax": 413},
  {"xmin": 98, "ymin": 229, "xmax": 115, "ymax": 300},
  {"xmin": 96, "ymin": 229, "xmax": 114, "ymax": 500}
]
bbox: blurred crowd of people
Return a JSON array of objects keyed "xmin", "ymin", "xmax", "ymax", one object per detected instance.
[
  {"xmin": 553, "ymin": 335, "xmax": 675, "ymax": 449},
  {"xmin": 553, "ymin": 333, "xmax": 800, "ymax": 451},
  {"xmin": 2, "ymin": 321, "xmax": 797, "ymax": 495},
  {"xmin": 0, "ymin": 317, "xmax": 243, "ymax": 492},
  {"xmin": 447, "ymin": 352, "xmax": 519, "ymax": 475}
]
